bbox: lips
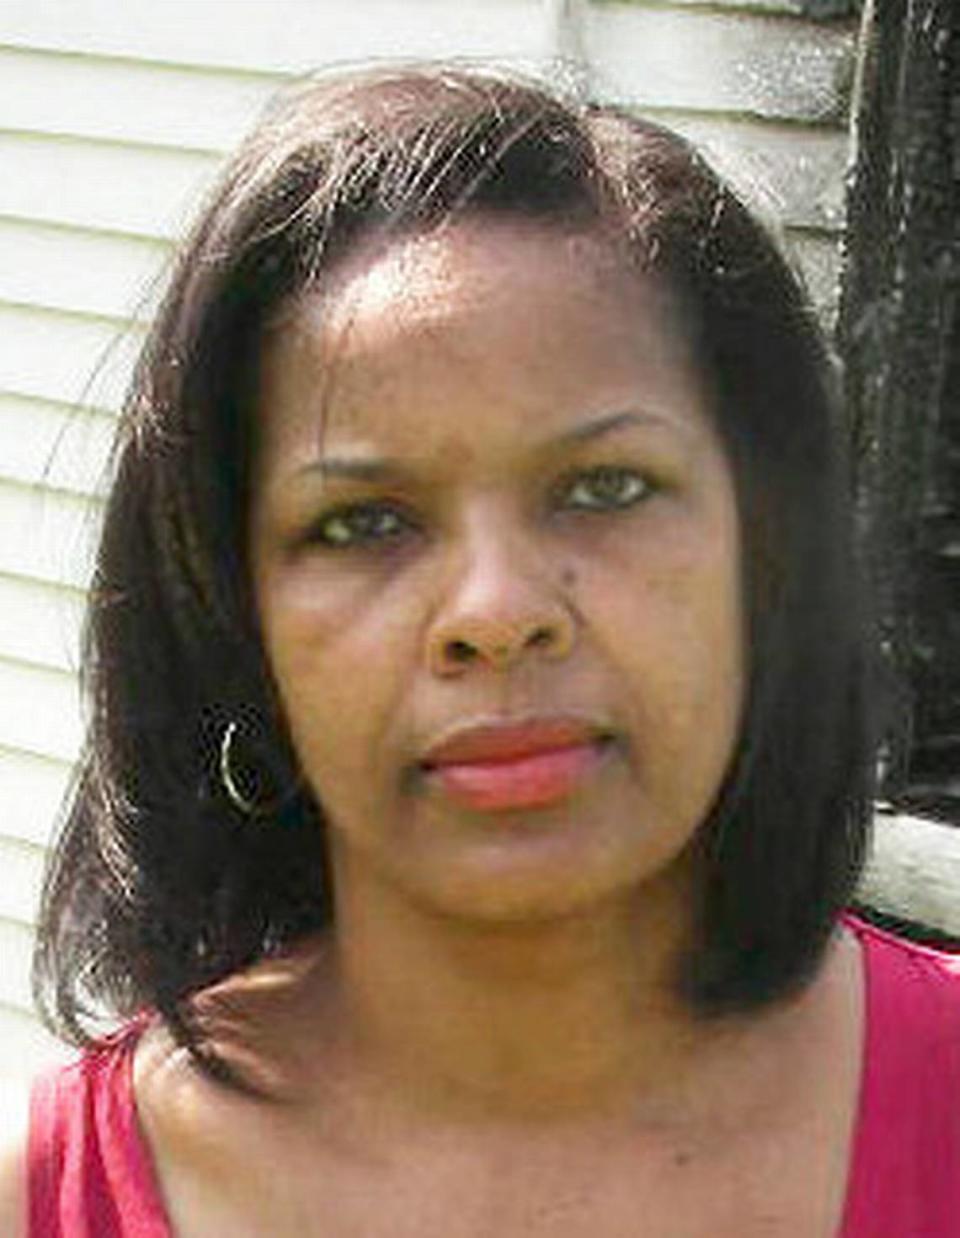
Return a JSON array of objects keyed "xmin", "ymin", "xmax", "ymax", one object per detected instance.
[{"xmin": 419, "ymin": 717, "xmax": 611, "ymax": 811}]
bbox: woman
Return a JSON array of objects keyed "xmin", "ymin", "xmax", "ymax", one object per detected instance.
[{"xmin": 4, "ymin": 64, "xmax": 959, "ymax": 1236}]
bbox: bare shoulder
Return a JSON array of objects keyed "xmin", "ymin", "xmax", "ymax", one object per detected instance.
[
  {"xmin": 132, "ymin": 1017, "xmax": 253, "ymax": 1178},
  {"xmin": 133, "ymin": 1018, "xmax": 201, "ymax": 1148},
  {"xmin": 0, "ymin": 1077, "xmax": 31, "ymax": 1238},
  {"xmin": 132, "ymin": 1015, "xmax": 302, "ymax": 1235}
]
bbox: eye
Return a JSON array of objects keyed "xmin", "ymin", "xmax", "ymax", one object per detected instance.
[
  {"xmin": 559, "ymin": 466, "xmax": 652, "ymax": 512},
  {"xmin": 307, "ymin": 501, "xmax": 413, "ymax": 549}
]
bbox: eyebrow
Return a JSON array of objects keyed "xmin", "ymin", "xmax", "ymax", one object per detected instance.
[{"xmin": 296, "ymin": 409, "xmax": 679, "ymax": 484}]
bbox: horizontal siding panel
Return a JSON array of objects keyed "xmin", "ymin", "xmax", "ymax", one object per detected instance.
[
  {"xmin": 0, "ymin": 658, "xmax": 83, "ymax": 764},
  {"xmin": 0, "ymin": 46, "xmax": 277, "ymax": 153},
  {"xmin": 586, "ymin": 6, "xmax": 854, "ymax": 124},
  {"xmin": 0, "ymin": 914, "xmax": 35, "ymax": 1012},
  {"xmin": 0, "ymin": 217, "xmax": 171, "ymax": 322},
  {"xmin": 0, "ymin": 302, "xmax": 140, "ymax": 412},
  {"xmin": 0, "ymin": 0, "xmax": 548, "ymax": 74},
  {"xmin": 665, "ymin": 115, "xmax": 848, "ymax": 232},
  {"xmin": 0, "ymin": 480, "xmax": 100, "ymax": 590},
  {"xmin": 0, "ymin": 395, "xmax": 115, "ymax": 496},
  {"xmin": 640, "ymin": 0, "xmax": 834, "ymax": 13},
  {"xmin": 0, "ymin": 1005, "xmax": 69, "ymax": 1085},
  {"xmin": 0, "ymin": 746, "xmax": 73, "ymax": 849},
  {"xmin": 0, "ymin": 132, "xmax": 219, "ymax": 240},
  {"xmin": 0, "ymin": 574, "xmax": 84, "ymax": 674},
  {"xmin": 0, "ymin": 836, "xmax": 45, "ymax": 927}
]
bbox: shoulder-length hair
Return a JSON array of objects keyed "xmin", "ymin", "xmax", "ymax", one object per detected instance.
[{"xmin": 34, "ymin": 63, "xmax": 875, "ymax": 1058}]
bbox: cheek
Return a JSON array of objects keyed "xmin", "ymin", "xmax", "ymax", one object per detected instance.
[
  {"xmin": 261, "ymin": 561, "xmax": 414, "ymax": 672},
  {"xmin": 577, "ymin": 518, "xmax": 744, "ymax": 748},
  {"xmin": 256, "ymin": 566, "xmax": 422, "ymax": 792}
]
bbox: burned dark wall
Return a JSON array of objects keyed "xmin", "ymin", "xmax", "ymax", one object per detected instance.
[{"xmin": 839, "ymin": 0, "xmax": 960, "ymax": 817}]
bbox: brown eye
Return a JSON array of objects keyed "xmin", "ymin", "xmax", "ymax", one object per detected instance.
[{"xmin": 561, "ymin": 466, "xmax": 652, "ymax": 512}]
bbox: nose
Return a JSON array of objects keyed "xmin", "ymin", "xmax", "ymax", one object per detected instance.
[{"xmin": 426, "ymin": 524, "xmax": 575, "ymax": 677}]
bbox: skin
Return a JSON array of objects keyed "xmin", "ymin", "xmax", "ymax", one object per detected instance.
[
  {"xmin": 2, "ymin": 219, "xmax": 865, "ymax": 1237},
  {"xmin": 251, "ymin": 221, "xmax": 744, "ymax": 936},
  {"xmin": 246, "ymin": 219, "xmax": 751, "ymax": 1127}
]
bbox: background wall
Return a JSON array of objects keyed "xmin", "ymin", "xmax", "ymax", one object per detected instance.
[{"xmin": 0, "ymin": 0, "xmax": 857, "ymax": 1078}]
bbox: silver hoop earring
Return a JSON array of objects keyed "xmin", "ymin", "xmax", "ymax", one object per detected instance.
[
  {"xmin": 220, "ymin": 721, "xmax": 255, "ymax": 815},
  {"xmin": 219, "ymin": 720, "xmax": 283, "ymax": 818}
]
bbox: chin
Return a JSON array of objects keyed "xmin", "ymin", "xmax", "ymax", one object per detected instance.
[{"xmin": 394, "ymin": 832, "xmax": 689, "ymax": 928}]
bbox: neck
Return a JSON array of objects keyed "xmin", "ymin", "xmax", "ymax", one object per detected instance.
[{"xmin": 319, "ymin": 858, "xmax": 733, "ymax": 1131}]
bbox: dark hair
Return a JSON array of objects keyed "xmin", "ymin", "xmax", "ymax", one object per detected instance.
[{"xmin": 33, "ymin": 63, "xmax": 875, "ymax": 1060}]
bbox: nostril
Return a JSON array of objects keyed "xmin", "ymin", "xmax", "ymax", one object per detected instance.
[{"xmin": 433, "ymin": 619, "xmax": 569, "ymax": 673}]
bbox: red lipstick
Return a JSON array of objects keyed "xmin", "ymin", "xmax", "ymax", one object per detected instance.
[{"xmin": 420, "ymin": 718, "xmax": 609, "ymax": 812}]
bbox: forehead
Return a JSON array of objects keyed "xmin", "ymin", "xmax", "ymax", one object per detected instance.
[
  {"xmin": 278, "ymin": 218, "xmax": 687, "ymax": 352},
  {"xmin": 256, "ymin": 219, "xmax": 707, "ymax": 461}
]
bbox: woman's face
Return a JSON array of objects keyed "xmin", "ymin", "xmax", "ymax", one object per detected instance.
[{"xmin": 250, "ymin": 220, "xmax": 744, "ymax": 924}]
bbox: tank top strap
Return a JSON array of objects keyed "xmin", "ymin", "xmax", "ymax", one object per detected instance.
[{"xmin": 28, "ymin": 1019, "xmax": 171, "ymax": 1238}]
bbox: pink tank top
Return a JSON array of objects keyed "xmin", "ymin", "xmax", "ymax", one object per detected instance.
[
  {"xmin": 837, "ymin": 913, "xmax": 960, "ymax": 1236},
  {"xmin": 27, "ymin": 914, "xmax": 960, "ymax": 1237},
  {"xmin": 28, "ymin": 1017, "xmax": 169, "ymax": 1238}
]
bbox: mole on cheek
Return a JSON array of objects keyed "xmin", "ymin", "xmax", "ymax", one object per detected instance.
[{"xmin": 561, "ymin": 567, "xmax": 577, "ymax": 589}]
